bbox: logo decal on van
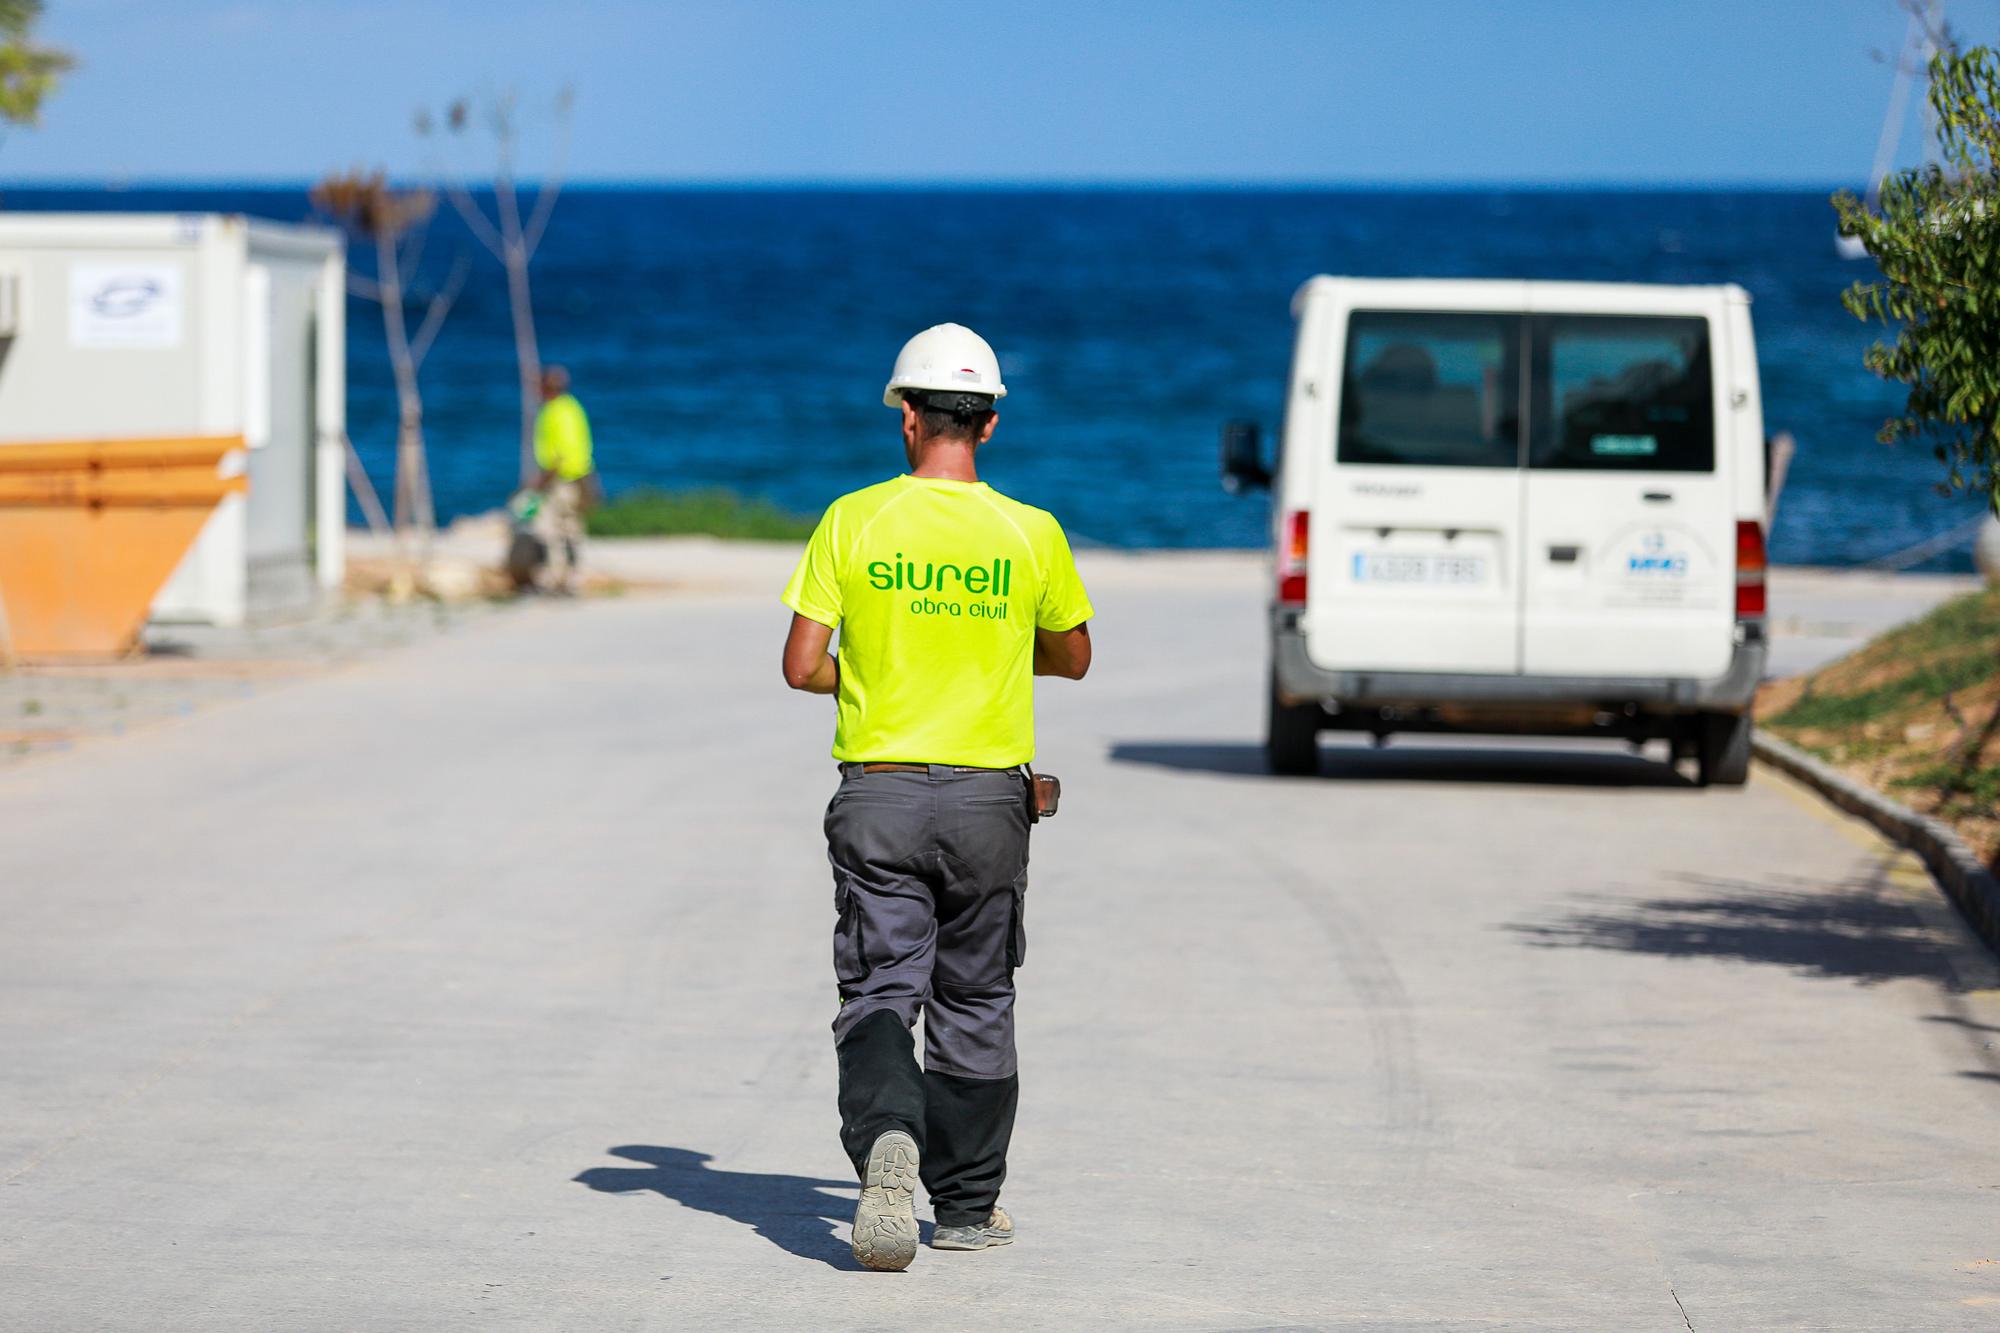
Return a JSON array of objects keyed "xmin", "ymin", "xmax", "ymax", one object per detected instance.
[{"xmin": 1625, "ymin": 530, "xmax": 1689, "ymax": 576}]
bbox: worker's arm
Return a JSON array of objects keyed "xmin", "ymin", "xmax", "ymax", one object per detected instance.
[
  {"xmin": 1034, "ymin": 622, "xmax": 1091, "ymax": 679},
  {"xmin": 782, "ymin": 613, "xmax": 839, "ymax": 694},
  {"xmin": 530, "ymin": 467, "xmax": 558, "ymax": 492}
]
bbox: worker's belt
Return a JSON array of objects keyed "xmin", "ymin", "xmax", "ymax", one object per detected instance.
[{"xmin": 837, "ymin": 761, "xmax": 1060, "ymax": 820}]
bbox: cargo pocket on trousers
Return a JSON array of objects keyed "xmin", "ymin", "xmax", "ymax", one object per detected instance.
[
  {"xmin": 832, "ymin": 882, "xmax": 868, "ymax": 985},
  {"xmin": 1006, "ymin": 878, "xmax": 1027, "ymax": 970}
]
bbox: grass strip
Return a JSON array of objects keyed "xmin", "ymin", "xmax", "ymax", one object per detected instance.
[{"xmin": 1761, "ymin": 582, "xmax": 1999, "ymax": 864}]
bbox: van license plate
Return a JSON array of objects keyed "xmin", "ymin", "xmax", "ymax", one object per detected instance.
[{"xmin": 1351, "ymin": 553, "xmax": 1487, "ymax": 585}]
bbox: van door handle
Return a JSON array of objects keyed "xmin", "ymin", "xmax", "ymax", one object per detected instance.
[
  {"xmin": 1548, "ymin": 545, "xmax": 1580, "ymax": 563},
  {"xmin": 1642, "ymin": 491, "xmax": 1673, "ymax": 503}
]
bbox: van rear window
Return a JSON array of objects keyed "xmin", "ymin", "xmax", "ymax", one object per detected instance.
[
  {"xmin": 1532, "ymin": 316, "xmax": 1714, "ymax": 472},
  {"xmin": 1337, "ymin": 312, "xmax": 1520, "ymax": 468}
]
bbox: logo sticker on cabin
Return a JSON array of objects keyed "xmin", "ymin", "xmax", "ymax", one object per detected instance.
[{"xmin": 69, "ymin": 261, "xmax": 184, "ymax": 349}]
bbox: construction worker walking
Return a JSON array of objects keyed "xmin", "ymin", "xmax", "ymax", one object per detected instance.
[
  {"xmin": 780, "ymin": 323, "xmax": 1093, "ymax": 1272},
  {"xmin": 527, "ymin": 365, "xmax": 595, "ymax": 594}
]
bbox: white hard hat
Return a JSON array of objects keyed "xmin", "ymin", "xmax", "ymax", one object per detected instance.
[{"xmin": 883, "ymin": 323, "xmax": 1007, "ymax": 408}]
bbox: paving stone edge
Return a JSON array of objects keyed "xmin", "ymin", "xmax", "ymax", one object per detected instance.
[{"xmin": 1753, "ymin": 730, "xmax": 2000, "ymax": 954}]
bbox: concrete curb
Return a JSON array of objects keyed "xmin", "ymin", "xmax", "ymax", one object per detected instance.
[{"xmin": 1754, "ymin": 730, "xmax": 2000, "ymax": 953}]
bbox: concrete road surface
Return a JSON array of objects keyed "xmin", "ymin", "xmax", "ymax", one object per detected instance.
[{"xmin": 3, "ymin": 557, "xmax": 1998, "ymax": 1330}]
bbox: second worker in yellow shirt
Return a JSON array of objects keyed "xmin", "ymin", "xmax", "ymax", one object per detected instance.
[{"xmin": 530, "ymin": 365, "xmax": 596, "ymax": 594}]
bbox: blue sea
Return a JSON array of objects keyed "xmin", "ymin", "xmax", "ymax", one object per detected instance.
[{"xmin": 7, "ymin": 186, "xmax": 1985, "ymax": 570}]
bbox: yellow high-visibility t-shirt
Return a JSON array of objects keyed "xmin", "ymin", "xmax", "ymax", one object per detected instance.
[
  {"xmin": 782, "ymin": 475, "xmax": 1094, "ymax": 767},
  {"xmin": 534, "ymin": 393, "xmax": 594, "ymax": 480}
]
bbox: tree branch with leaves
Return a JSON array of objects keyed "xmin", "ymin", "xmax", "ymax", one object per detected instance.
[
  {"xmin": 1835, "ymin": 43, "xmax": 2000, "ymax": 515},
  {"xmin": 0, "ymin": 0, "xmax": 73, "ymax": 138}
]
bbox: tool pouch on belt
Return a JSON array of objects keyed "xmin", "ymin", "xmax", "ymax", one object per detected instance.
[{"xmin": 1025, "ymin": 768, "xmax": 1061, "ymax": 823}]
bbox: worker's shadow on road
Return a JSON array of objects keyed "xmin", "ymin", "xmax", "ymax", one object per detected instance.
[
  {"xmin": 574, "ymin": 1145, "xmax": 895, "ymax": 1270},
  {"xmin": 1108, "ymin": 741, "xmax": 1695, "ymax": 788}
]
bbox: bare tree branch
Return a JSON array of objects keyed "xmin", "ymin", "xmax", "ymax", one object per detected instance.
[
  {"xmin": 495, "ymin": 169, "xmax": 526, "ymax": 261},
  {"xmin": 314, "ymin": 169, "xmax": 444, "ymax": 552},
  {"xmin": 398, "ymin": 211, "xmax": 436, "ymax": 292},
  {"xmin": 344, "ymin": 433, "xmax": 392, "ymax": 536},
  {"xmin": 423, "ymin": 85, "xmax": 570, "ymax": 483},
  {"xmin": 1900, "ymin": 0, "xmax": 1958, "ymax": 57},
  {"xmin": 489, "ymin": 88, "xmax": 517, "ymax": 175},
  {"xmin": 346, "ymin": 272, "xmax": 383, "ymax": 301},
  {"xmin": 420, "ymin": 95, "xmax": 508, "ymax": 258},
  {"xmin": 522, "ymin": 85, "xmax": 575, "ymax": 257},
  {"xmin": 408, "ymin": 253, "xmax": 469, "ymax": 369},
  {"xmin": 409, "ymin": 437, "xmax": 436, "ymax": 547},
  {"xmin": 439, "ymin": 173, "xmax": 507, "ymax": 258}
]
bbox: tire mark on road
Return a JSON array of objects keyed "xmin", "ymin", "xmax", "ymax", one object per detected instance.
[{"xmin": 1245, "ymin": 841, "xmax": 1437, "ymax": 1180}]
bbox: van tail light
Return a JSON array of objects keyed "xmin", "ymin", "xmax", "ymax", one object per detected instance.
[
  {"xmin": 1735, "ymin": 520, "xmax": 1767, "ymax": 619},
  {"xmin": 1277, "ymin": 510, "xmax": 1309, "ymax": 605}
]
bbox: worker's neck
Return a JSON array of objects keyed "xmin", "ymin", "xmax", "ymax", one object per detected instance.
[{"xmin": 908, "ymin": 443, "xmax": 979, "ymax": 483}]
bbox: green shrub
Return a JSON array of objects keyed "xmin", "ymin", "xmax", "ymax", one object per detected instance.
[{"xmin": 585, "ymin": 488, "xmax": 818, "ymax": 541}]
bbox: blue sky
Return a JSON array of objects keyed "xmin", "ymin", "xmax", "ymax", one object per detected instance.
[{"xmin": 4, "ymin": 0, "xmax": 1992, "ymax": 185}]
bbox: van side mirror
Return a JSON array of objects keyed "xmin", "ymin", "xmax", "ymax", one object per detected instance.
[{"xmin": 1221, "ymin": 420, "xmax": 1271, "ymax": 493}]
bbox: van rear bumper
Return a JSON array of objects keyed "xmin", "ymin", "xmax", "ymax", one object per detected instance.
[{"xmin": 1272, "ymin": 615, "xmax": 1766, "ymax": 716}]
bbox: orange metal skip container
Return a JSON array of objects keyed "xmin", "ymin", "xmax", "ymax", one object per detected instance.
[{"xmin": 0, "ymin": 436, "xmax": 245, "ymax": 661}]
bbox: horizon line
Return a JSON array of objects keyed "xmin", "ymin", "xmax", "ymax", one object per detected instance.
[{"xmin": 0, "ymin": 175, "xmax": 1869, "ymax": 195}]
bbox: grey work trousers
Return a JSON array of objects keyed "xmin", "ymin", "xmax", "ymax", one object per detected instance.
[{"xmin": 824, "ymin": 763, "xmax": 1030, "ymax": 1224}]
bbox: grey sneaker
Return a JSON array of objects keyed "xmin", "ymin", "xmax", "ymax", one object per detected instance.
[
  {"xmin": 851, "ymin": 1130, "xmax": 920, "ymax": 1271},
  {"xmin": 931, "ymin": 1204, "xmax": 1015, "ymax": 1251}
]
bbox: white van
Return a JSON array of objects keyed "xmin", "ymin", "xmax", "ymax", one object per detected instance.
[{"xmin": 1222, "ymin": 277, "xmax": 1769, "ymax": 786}]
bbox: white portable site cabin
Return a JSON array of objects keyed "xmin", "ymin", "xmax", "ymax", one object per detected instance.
[
  {"xmin": 1223, "ymin": 277, "xmax": 1770, "ymax": 786},
  {"xmin": 0, "ymin": 213, "xmax": 347, "ymax": 625}
]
